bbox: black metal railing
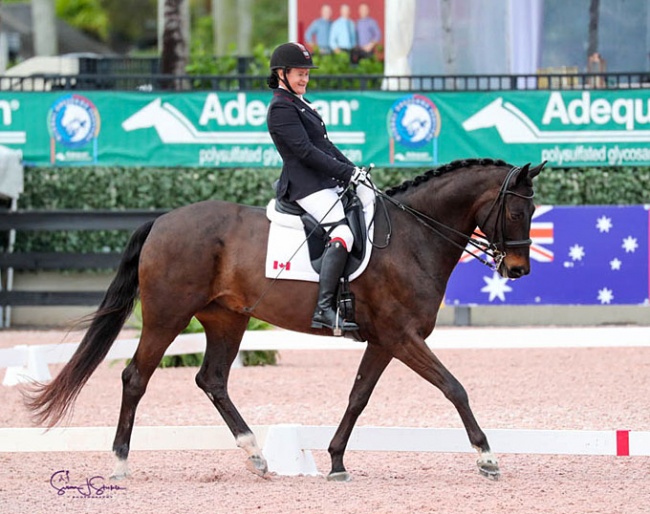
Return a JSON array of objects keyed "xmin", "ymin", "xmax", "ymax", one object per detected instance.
[
  {"xmin": 0, "ymin": 209, "xmax": 168, "ymax": 307},
  {"xmin": 1, "ymin": 71, "xmax": 649, "ymax": 93}
]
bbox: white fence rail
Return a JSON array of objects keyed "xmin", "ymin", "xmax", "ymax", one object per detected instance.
[
  {"xmin": 2, "ymin": 326, "xmax": 650, "ymax": 386},
  {"xmin": 0, "ymin": 424, "xmax": 648, "ymax": 476}
]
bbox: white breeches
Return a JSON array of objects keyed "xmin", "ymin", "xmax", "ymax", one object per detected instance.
[{"xmin": 296, "ymin": 187, "xmax": 354, "ymax": 252}]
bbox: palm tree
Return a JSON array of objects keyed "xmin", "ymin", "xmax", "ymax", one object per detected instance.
[
  {"xmin": 587, "ymin": 0, "xmax": 599, "ymax": 57},
  {"xmin": 160, "ymin": 0, "xmax": 189, "ymax": 89}
]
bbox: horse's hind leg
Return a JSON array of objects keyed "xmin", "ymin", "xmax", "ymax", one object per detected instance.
[
  {"xmin": 392, "ymin": 338, "xmax": 500, "ymax": 480},
  {"xmin": 328, "ymin": 343, "xmax": 393, "ymax": 481},
  {"xmin": 194, "ymin": 310, "xmax": 268, "ymax": 477},
  {"xmin": 111, "ymin": 323, "xmax": 186, "ymax": 479}
]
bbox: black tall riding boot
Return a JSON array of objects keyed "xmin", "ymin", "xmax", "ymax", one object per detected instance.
[{"xmin": 311, "ymin": 241, "xmax": 359, "ymax": 335}]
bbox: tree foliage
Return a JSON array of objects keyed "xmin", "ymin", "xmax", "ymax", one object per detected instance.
[
  {"xmin": 54, "ymin": 0, "xmax": 287, "ymax": 54},
  {"xmin": 56, "ymin": 0, "xmax": 109, "ymax": 40}
]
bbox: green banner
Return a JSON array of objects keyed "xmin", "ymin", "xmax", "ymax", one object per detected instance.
[{"xmin": 0, "ymin": 90, "xmax": 648, "ymax": 167}]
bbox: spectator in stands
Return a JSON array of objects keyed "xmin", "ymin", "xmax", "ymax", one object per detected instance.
[
  {"xmin": 304, "ymin": 4, "xmax": 333, "ymax": 54},
  {"xmin": 329, "ymin": 4, "xmax": 356, "ymax": 55},
  {"xmin": 587, "ymin": 52, "xmax": 606, "ymax": 88},
  {"xmin": 356, "ymin": 3, "xmax": 381, "ymax": 59}
]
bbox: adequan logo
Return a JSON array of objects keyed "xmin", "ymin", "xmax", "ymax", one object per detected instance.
[
  {"xmin": 121, "ymin": 95, "xmax": 365, "ymax": 145},
  {"xmin": 0, "ymin": 99, "xmax": 26, "ymax": 144},
  {"xmin": 462, "ymin": 95, "xmax": 650, "ymax": 144}
]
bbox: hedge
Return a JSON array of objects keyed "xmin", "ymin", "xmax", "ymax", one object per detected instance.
[{"xmin": 9, "ymin": 164, "xmax": 650, "ymax": 253}]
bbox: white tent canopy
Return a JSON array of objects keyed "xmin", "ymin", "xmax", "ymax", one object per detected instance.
[
  {"xmin": 384, "ymin": 0, "xmax": 544, "ymax": 78},
  {"xmin": 0, "ymin": 145, "xmax": 23, "ymax": 200}
]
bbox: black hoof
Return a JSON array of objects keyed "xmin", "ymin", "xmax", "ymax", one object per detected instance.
[
  {"xmin": 327, "ymin": 471, "xmax": 351, "ymax": 482},
  {"xmin": 477, "ymin": 461, "xmax": 500, "ymax": 481}
]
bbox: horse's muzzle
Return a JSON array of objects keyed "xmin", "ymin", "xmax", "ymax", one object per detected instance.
[
  {"xmin": 499, "ymin": 257, "xmax": 530, "ymax": 279},
  {"xmin": 505, "ymin": 265, "xmax": 529, "ymax": 279}
]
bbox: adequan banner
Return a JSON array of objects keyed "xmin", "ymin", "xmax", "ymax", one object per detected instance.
[{"xmin": 0, "ymin": 90, "xmax": 648, "ymax": 167}]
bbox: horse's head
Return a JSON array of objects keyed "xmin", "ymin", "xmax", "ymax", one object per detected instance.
[{"xmin": 476, "ymin": 162, "xmax": 545, "ymax": 279}]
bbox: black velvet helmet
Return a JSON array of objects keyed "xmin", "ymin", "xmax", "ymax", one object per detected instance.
[{"xmin": 270, "ymin": 42, "xmax": 318, "ymax": 70}]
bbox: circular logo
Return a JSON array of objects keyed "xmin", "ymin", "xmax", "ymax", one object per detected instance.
[
  {"xmin": 388, "ymin": 94, "xmax": 440, "ymax": 149},
  {"xmin": 48, "ymin": 95, "xmax": 100, "ymax": 148}
]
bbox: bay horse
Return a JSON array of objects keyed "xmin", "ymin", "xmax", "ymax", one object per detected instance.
[{"xmin": 25, "ymin": 158, "xmax": 544, "ymax": 482}]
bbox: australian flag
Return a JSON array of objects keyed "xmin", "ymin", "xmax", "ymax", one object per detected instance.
[{"xmin": 445, "ymin": 205, "xmax": 650, "ymax": 305}]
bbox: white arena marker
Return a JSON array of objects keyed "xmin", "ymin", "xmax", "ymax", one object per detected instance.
[
  {"xmin": 0, "ymin": 427, "xmax": 115, "ymax": 452},
  {"xmin": 0, "ymin": 426, "xmax": 270, "ymax": 453},
  {"xmin": 262, "ymin": 424, "xmax": 319, "ymax": 476},
  {"xmin": 629, "ymin": 431, "xmax": 650, "ymax": 457},
  {"xmin": 2, "ymin": 425, "xmax": 650, "ymax": 476},
  {"xmin": 4, "ymin": 326, "xmax": 650, "ymax": 386}
]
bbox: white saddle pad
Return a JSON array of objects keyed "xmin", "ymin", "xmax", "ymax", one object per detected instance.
[{"xmin": 265, "ymin": 183, "xmax": 376, "ymax": 282}]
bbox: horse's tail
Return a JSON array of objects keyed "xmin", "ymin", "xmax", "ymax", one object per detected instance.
[{"xmin": 24, "ymin": 220, "xmax": 156, "ymax": 427}]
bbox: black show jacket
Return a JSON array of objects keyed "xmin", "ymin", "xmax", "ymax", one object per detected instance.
[{"xmin": 267, "ymin": 88, "xmax": 355, "ymax": 202}]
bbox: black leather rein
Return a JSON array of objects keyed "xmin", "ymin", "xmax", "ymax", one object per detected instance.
[{"xmin": 368, "ymin": 166, "xmax": 534, "ymax": 271}]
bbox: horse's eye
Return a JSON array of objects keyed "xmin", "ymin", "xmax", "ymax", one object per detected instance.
[{"xmin": 510, "ymin": 211, "xmax": 524, "ymax": 221}]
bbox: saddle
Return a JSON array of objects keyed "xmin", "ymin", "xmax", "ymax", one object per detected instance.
[
  {"xmin": 274, "ymin": 189, "xmax": 367, "ymax": 276},
  {"xmin": 265, "ymin": 183, "xmax": 376, "ymax": 283}
]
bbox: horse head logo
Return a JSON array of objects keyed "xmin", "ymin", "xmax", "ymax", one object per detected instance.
[
  {"xmin": 462, "ymin": 98, "xmax": 539, "ymax": 144},
  {"xmin": 121, "ymin": 98, "xmax": 272, "ymax": 145},
  {"xmin": 60, "ymin": 104, "xmax": 92, "ymax": 143},
  {"xmin": 122, "ymin": 98, "xmax": 201, "ymax": 143},
  {"xmin": 401, "ymin": 103, "xmax": 433, "ymax": 143}
]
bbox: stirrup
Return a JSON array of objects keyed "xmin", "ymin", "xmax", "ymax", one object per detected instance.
[{"xmin": 311, "ymin": 311, "xmax": 359, "ymax": 336}]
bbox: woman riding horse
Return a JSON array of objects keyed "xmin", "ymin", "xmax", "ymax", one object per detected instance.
[
  {"xmin": 266, "ymin": 42, "xmax": 366, "ymax": 335},
  {"xmin": 24, "ymin": 144, "xmax": 544, "ymax": 480}
]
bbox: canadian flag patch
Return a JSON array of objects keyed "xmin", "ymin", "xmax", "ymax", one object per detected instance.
[{"xmin": 273, "ymin": 260, "xmax": 291, "ymax": 271}]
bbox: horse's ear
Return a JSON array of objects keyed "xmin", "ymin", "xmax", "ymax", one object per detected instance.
[
  {"xmin": 515, "ymin": 163, "xmax": 531, "ymax": 185},
  {"xmin": 528, "ymin": 160, "xmax": 547, "ymax": 179}
]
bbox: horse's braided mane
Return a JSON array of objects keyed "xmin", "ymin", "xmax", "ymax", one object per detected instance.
[{"xmin": 385, "ymin": 158, "xmax": 514, "ymax": 196}]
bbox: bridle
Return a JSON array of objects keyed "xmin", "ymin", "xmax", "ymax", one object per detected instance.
[
  {"xmin": 476, "ymin": 165, "xmax": 535, "ymax": 266},
  {"xmin": 368, "ymin": 166, "xmax": 534, "ymax": 271}
]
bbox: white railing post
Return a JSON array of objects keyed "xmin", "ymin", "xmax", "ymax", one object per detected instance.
[{"xmin": 263, "ymin": 424, "xmax": 319, "ymax": 476}]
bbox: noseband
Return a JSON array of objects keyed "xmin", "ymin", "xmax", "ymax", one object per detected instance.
[{"xmin": 370, "ymin": 166, "xmax": 534, "ymax": 271}]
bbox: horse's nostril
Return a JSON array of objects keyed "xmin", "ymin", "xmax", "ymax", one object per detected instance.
[{"xmin": 509, "ymin": 266, "xmax": 527, "ymax": 278}]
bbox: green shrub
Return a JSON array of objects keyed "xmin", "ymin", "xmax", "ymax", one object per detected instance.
[{"xmin": 12, "ymin": 165, "xmax": 650, "ymax": 254}]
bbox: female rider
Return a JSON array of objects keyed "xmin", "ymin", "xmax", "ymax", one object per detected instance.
[{"xmin": 266, "ymin": 42, "xmax": 365, "ymax": 335}]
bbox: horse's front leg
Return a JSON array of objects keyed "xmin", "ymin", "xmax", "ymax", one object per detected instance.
[
  {"xmin": 392, "ymin": 338, "xmax": 500, "ymax": 480},
  {"xmin": 328, "ymin": 343, "xmax": 393, "ymax": 481}
]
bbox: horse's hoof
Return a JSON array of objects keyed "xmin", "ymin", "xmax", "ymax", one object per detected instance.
[
  {"xmin": 246, "ymin": 454, "xmax": 268, "ymax": 477},
  {"xmin": 477, "ymin": 456, "xmax": 500, "ymax": 481},
  {"xmin": 110, "ymin": 460, "xmax": 131, "ymax": 480},
  {"xmin": 109, "ymin": 471, "xmax": 130, "ymax": 481},
  {"xmin": 327, "ymin": 471, "xmax": 352, "ymax": 482}
]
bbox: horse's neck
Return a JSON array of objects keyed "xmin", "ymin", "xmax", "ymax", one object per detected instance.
[{"xmin": 402, "ymin": 171, "xmax": 486, "ymax": 237}]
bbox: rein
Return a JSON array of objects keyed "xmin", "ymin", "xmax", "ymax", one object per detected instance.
[
  {"xmin": 245, "ymin": 165, "xmax": 532, "ymax": 314},
  {"xmin": 366, "ymin": 166, "xmax": 533, "ymax": 271}
]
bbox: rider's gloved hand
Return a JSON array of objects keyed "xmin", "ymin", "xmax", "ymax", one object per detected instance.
[{"xmin": 350, "ymin": 166, "xmax": 368, "ymax": 185}]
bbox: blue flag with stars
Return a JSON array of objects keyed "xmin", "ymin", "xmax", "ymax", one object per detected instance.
[{"xmin": 445, "ymin": 205, "xmax": 650, "ymax": 306}]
